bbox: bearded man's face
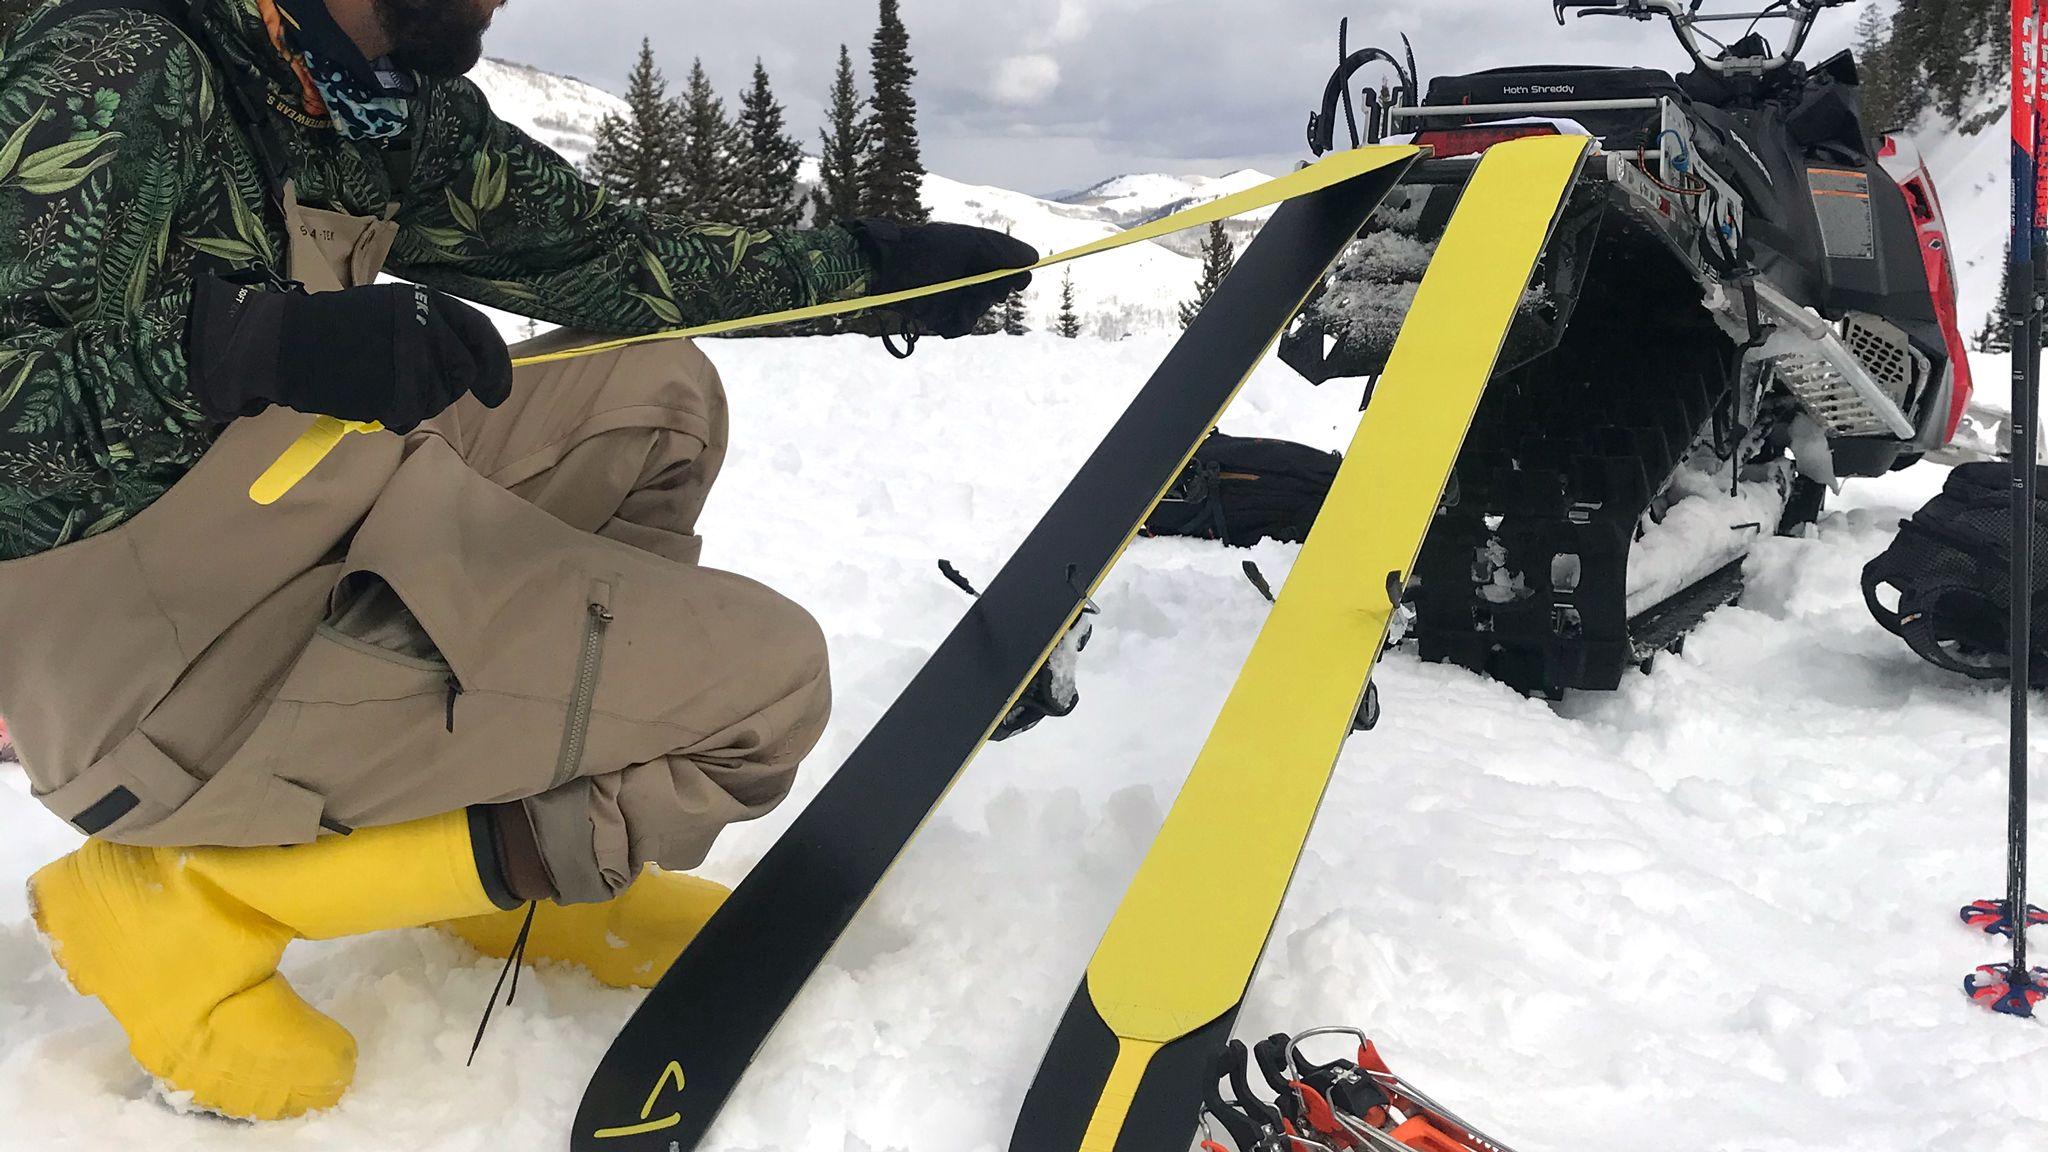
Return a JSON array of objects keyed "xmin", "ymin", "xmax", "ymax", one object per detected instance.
[{"xmin": 371, "ymin": 0, "xmax": 504, "ymax": 76}]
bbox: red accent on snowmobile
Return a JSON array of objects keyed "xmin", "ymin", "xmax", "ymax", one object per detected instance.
[
  {"xmin": 1877, "ymin": 133, "xmax": 1973, "ymax": 444},
  {"xmin": 1412, "ymin": 123, "xmax": 1560, "ymax": 160}
]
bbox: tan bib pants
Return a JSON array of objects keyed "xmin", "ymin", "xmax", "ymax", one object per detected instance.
[{"xmin": 0, "ymin": 187, "xmax": 831, "ymax": 904}]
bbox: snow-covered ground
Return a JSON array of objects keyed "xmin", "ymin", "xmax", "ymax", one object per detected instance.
[{"xmin": 3, "ymin": 334, "xmax": 2043, "ymax": 1152}]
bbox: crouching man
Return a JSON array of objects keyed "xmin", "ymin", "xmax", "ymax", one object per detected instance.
[{"xmin": 0, "ymin": 0, "xmax": 1032, "ymax": 1119}]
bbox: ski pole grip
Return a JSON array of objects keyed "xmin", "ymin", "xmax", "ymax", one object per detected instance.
[{"xmin": 249, "ymin": 416, "xmax": 383, "ymax": 505}]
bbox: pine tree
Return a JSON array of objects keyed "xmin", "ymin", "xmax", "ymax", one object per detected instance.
[
  {"xmin": 584, "ymin": 40, "xmax": 686, "ymax": 213},
  {"xmin": 733, "ymin": 59, "xmax": 804, "ymax": 227},
  {"xmin": 1977, "ymin": 245, "xmax": 2013, "ymax": 354},
  {"xmin": 1882, "ymin": 0, "xmax": 2009, "ymax": 129},
  {"xmin": 1002, "ymin": 286, "xmax": 1029, "ymax": 336},
  {"xmin": 1056, "ymin": 270, "xmax": 1082, "ymax": 338},
  {"xmin": 1853, "ymin": 4, "xmax": 1905, "ymax": 132},
  {"xmin": 811, "ymin": 45, "xmax": 867, "ymax": 225},
  {"xmin": 971, "ymin": 307, "xmax": 1002, "ymax": 335},
  {"xmin": 676, "ymin": 59, "xmax": 744, "ymax": 219},
  {"xmin": 1179, "ymin": 220, "xmax": 1236, "ymax": 329},
  {"xmin": 860, "ymin": 0, "xmax": 929, "ymax": 222}
]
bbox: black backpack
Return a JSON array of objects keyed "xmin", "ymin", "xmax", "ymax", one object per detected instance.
[
  {"xmin": 1862, "ymin": 462, "xmax": 2048, "ymax": 680},
  {"xmin": 1144, "ymin": 432, "xmax": 1342, "ymax": 548}
]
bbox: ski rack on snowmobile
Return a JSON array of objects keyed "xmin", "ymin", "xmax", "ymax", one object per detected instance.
[{"xmin": 1554, "ymin": 0, "xmax": 1852, "ymax": 79}]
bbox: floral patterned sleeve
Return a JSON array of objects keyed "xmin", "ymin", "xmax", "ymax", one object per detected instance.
[
  {"xmin": 0, "ymin": 10, "xmax": 257, "ymax": 556},
  {"xmin": 386, "ymin": 76, "xmax": 873, "ymax": 335}
]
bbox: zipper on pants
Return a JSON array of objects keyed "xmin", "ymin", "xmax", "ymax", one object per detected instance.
[
  {"xmin": 551, "ymin": 596, "xmax": 614, "ymax": 789},
  {"xmin": 445, "ymin": 674, "xmax": 464, "ymax": 733}
]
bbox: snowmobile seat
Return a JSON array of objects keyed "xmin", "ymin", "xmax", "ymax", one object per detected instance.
[
  {"xmin": 1425, "ymin": 64, "xmax": 1684, "ymax": 107},
  {"xmin": 1422, "ymin": 65, "xmax": 1685, "ymax": 146}
]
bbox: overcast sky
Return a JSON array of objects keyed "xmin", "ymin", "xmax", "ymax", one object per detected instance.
[{"xmin": 484, "ymin": 0, "xmax": 1865, "ymax": 195}]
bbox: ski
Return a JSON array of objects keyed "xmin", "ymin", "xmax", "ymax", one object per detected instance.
[
  {"xmin": 1007, "ymin": 134, "xmax": 1590, "ymax": 1152},
  {"xmin": 568, "ymin": 145, "xmax": 1421, "ymax": 1151}
]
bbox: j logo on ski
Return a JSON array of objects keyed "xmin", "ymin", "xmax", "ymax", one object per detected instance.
[{"xmin": 590, "ymin": 1061, "xmax": 688, "ymax": 1141}]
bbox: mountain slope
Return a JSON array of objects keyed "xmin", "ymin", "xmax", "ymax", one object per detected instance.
[
  {"xmin": 918, "ymin": 170, "xmax": 1204, "ymax": 336},
  {"xmin": 470, "ymin": 58, "xmax": 629, "ymax": 169}
]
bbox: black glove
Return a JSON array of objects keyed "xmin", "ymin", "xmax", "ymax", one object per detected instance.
[
  {"xmin": 843, "ymin": 219, "xmax": 1039, "ymax": 339},
  {"xmin": 186, "ymin": 273, "xmax": 514, "ymax": 433}
]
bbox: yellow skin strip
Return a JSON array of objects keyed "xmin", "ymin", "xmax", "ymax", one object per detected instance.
[
  {"xmin": 246, "ymin": 146, "xmax": 1421, "ymax": 504},
  {"xmin": 1065, "ymin": 135, "xmax": 1591, "ymax": 1138},
  {"xmin": 1076, "ymin": 1037, "xmax": 1165, "ymax": 1152}
]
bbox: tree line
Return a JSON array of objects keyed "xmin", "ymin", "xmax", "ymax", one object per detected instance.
[
  {"xmin": 585, "ymin": 0, "xmax": 927, "ymax": 228},
  {"xmin": 1855, "ymin": 0, "xmax": 2007, "ymax": 135}
]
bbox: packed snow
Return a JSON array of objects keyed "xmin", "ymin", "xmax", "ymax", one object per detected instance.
[{"xmin": 3, "ymin": 332, "xmax": 2044, "ymax": 1152}]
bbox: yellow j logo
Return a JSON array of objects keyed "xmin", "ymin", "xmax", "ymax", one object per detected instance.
[{"xmin": 591, "ymin": 1061, "xmax": 686, "ymax": 1140}]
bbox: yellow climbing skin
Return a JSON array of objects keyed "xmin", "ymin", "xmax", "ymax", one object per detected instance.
[
  {"xmin": 27, "ymin": 811, "xmax": 502, "ymax": 1120},
  {"xmin": 1067, "ymin": 134, "xmax": 1591, "ymax": 1149},
  {"xmin": 248, "ymin": 145, "xmax": 1422, "ymax": 505},
  {"xmin": 439, "ymin": 868, "xmax": 731, "ymax": 989}
]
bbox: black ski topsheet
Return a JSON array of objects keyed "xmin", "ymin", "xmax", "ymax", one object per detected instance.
[{"xmin": 568, "ymin": 149, "xmax": 1418, "ymax": 1152}]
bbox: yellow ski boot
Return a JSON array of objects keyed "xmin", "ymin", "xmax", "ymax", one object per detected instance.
[
  {"xmin": 439, "ymin": 867, "xmax": 730, "ymax": 989},
  {"xmin": 27, "ymin": 811, "xmax": 505, "ymax": 1120}
]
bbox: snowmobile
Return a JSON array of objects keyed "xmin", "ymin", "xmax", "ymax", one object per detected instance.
[{"xmin": 1281, "ymin": 0, "xmax": 1973, "ymax": 696}]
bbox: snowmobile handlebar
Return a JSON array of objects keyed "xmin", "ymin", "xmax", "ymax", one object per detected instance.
[{"xmin": 1553, "ymin": 0, "xmax": 1851, "ymax": 77}]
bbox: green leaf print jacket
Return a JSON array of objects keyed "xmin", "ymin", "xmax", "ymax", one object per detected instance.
[{"xmin": 0, "ymin": 0, "xmax": 873, "ymax": 559}]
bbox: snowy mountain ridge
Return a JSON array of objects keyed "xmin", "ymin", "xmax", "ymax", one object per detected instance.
[
  {"xmin": 470, "ymin": 57, "xmax": 628, "ymax": 169},
  {"xmin": 1058, "ymin": 169, "xmax": 1277, "ymax": 225}
]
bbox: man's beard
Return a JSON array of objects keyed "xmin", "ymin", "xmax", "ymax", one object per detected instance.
[{"xmin": 370, "ymin": 0, "xmax": 497, "ymax": 77}]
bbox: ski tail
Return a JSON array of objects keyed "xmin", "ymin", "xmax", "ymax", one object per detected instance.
[{"xmin": 1007, "ymin": 133, "xmax": 1592, "ymax": 1152}]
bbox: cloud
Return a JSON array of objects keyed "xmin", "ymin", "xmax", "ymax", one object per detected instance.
[
  {"xmin": 992, "ymin": 53, "xmax": 1063, "ymax": 105},
  {"xmin": 1050, "ymin": 0, "xmax": 1092, "ymax": 44}
]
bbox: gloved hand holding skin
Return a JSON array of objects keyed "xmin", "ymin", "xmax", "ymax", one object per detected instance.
[
  {"xmin": 186, "ymin": 274, "xmax": 514, "ymax": 433},
  {"xmin": 842, "ymin": 220, "xmax": 1040, "ymax": 339}
]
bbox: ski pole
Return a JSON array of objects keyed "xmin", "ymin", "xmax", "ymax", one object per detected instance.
[
  {"xmin": 2024, "ymin": 0, "xmax": 2045, "ymax": 991},
  {"xmin": 1969, "ymin": 0, "xmax": 2048, "ymax": 1017}
]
